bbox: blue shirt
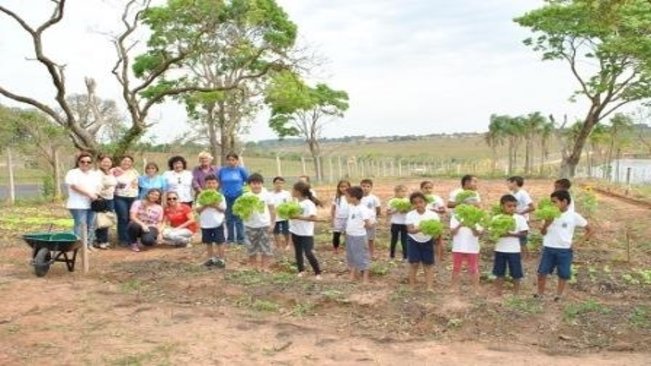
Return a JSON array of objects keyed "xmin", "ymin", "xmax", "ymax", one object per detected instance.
[
  {"xmin": 218, "ymin": 166, "xmax": 248, "ymax": 198},
  {"xmin": 138, "ymin": 175, "xmax": 169, "ymax": 199}
]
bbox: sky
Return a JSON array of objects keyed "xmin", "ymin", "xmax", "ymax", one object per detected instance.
[{"xmin": 0, "ymin": 0, "xmax": 620, "ymax": 143}]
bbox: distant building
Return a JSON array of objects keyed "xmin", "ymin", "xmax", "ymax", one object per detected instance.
[{"xmin": 592, "ymin": 159, "xmax": 651, "ymax": 184}]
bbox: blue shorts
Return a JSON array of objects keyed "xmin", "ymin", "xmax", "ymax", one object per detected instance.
[
  {"xmin": 492, "ymin": 251, "xmax": 523, "ymax": 279},
  {"xmin": 538, "ymin": 247, "xmax": 573, "ymax": 279},
  {"xmin": 273, "ymin": 221, "xmax": 289, "ymax": 235},
  {"xmin": 202, "ymin": 226, "xmax": 225, "ymax": 245},
  {"xmin": 407, "ymin": 237, "xmax": 434, "ymax": 265}
]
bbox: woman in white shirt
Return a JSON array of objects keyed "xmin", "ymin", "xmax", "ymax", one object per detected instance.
[
  {"xmin": 163, "ymin": 156, "xmax": 194, "ymax": 207},
  {"xmin": 113, "ymin": 155, "xmax": 140, "ymax": 246},
  {"xmin": 94, "ymin": 155, "xmax": 117, "ymax": 249},
  {"xmin": 65, "ymin": 152, "xmax": 101, "ymax": 251}
]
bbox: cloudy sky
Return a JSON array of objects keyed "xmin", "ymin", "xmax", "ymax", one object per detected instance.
[{"xmin": 0, "ymin": 0, "xmax": 609, "ymax": 143}]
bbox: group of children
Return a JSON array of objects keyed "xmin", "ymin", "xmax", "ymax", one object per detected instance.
[{"xmin": 197, "ymin": 172, "xmax": 593, "ymax": 300}]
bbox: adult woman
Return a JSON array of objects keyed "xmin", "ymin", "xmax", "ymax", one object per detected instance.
[
  {"xmin": 191, "ymin": 151, "xmax": 219, "ymax": 196},
  {"xmin": 127, "ymin": 188, "xmax": 164, "ymax": 252},
  {"xmin": 163, "ymin": 156, "xmax": 194, "ymax": 206},
  {"xmin": 218, "ymin": 152, "xmax": 248, "ymax": 245},
  {"xmin": 113, "ymin": 155, "xmax": 140, "ymax": 246},
  {"xmin": 65, "ymin": 152, "xmax": 101, "ymax": 251},
  {"xmin": 94, "ymin": 155, "xmax": 117, "ymax": 250},
  {"xmin": 138, "ymin": 162, "xmax": 168, "ymax": 200},
  {"xmin": 162, "ymin": 191, "xmax": 197, "ymax": 247}
]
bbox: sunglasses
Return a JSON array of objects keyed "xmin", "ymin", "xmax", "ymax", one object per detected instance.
[
  {"xmin": 79, "ymin": 160, "xmax": 92, "ymax": 164},
  {"xmin": 167, "ymin": 197, "xmax": 178, "ymax": 201}
]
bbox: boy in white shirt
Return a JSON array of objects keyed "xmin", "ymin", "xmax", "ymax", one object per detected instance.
[
  {"xmin": 243, "ymin": 173, "xmax": 276, "ymax": 270},
  {"xmin": 492, "ymin": 194, "xmax": 529, "ymax": 295},
  {"xmin": 537, "ymin": 190, "xmax": 593, "ymax": 301},
  {"xmin": 196, "ymin": 175, "xmax": 227, "ymax": 268},
  {"xmin": 448, "ymin": 174, "xmax": 481, "ymax": 209},
  {"xmin": 270, "ymin": 176, "xmax": 292, "ymax": 251},
  {"xmin": 360, "ymin": 179, "xmax": 381, "ymax": 259},
  {"xmin": 406, "ymin": 192, "xmax": 442, "ymax": 291},
  {"xmin": 507, "ymin": 176, "xmax": 535, "ymax": 259},
  {"xmin": 450, "ymin": 214, "xmax": 483, "ymax": 294},
  {"xmin": 344, "ymin": 186, "xmax": 373, "ymax": 283},
  {"xmin": 554, "ymin": 178, "xmax": 575, "ymax": 212}
]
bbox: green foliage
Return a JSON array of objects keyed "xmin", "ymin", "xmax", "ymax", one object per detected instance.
[
  {"xmin": 425, "ymin": 194, "xmax": 441, "ymax": 204},
  {"xmin": 419, "ymin": 219, "xmax": 443, "ymax": 237},
  {"xmin": 535, "ymin": 197, "xmax": 561, "ymax": 221},
  {"xmin": 389, "ymin": 198, "xmax": 412, "ymax": 213},
  {"xmin": 574, "ymin": 189, "xmax": 598, "ymax": 216},
  {"xmin": 504, "ymin": 296, "xmax": 543, "ymax": 314},
  {"xmin": 454, "ymin": 190, "xmax": 478, "ymax": 204},
  {"xmin": 232, "ymin": 193, "xmax": 265, "ymax": 220},
  {"xmin": 197, "ymin": 189, "xmax": 223, "ymax": 206},
  {"xmin": 486, "ymin": 214, "xmax": 516, "ymax": 241},
  {"xmin": 563, "ymin": 299, "xmax": 611, "ymax": 322},
  {"xmin": 276, "ymin": 201, "xmax": 301, "ymax": 220},
  {"xmin": 489, "ymin": 204, "xmax": 503, "ymax": 216},
  {"xmin": 629, "ymin": 306, "xmax": 651, "ymax": 329},
  {"xmin": 41, "ymin": 175, "xmax": 55, "ymax": 200},
  {"xmin": 454, "ymin": 204, "xmax": 488, "ymax": 228}
]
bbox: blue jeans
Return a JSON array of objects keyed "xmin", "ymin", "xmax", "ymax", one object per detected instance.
[
  {"xmin": 94, "ymin": 199, "xmax": 114, "ymax": 244},
  {"xmin": 225, "ymin": 195, "xmax": 245, "ymax": 244},
  {"xmin": 114, "ymin": 196, "xmax": 136, "ymax": 245},
  {"xmin": 69, "ymin": 209, "xmax": 96, "ymax": 246}
]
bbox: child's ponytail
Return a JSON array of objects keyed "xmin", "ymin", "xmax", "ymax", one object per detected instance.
[{"xmin": 294, "ymin": 181, "xmax": 322, "ymax": 207}]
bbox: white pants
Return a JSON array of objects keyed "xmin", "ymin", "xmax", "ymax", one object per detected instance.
[{"xmin": 162, "ymin": 228, "xmax": 193, "ymax": 246}]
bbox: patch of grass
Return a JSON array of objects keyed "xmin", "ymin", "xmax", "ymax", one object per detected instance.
[
  {"xmin": 369, "ymin": 261, "xmax": 398, "ymax": 277},
  {"xmin": 504, "ymin": 296, "xmax": 543, "ymax": 314},
  {"xmin": 629, "ymin": 306, "xmax": 651, "ymax": 329},
  {"xmin": 446, "ymin": 318, "xmax": 463, "ymax": 329},
  {"xmin": 270, "ymin": 272, "xmax": 295, "ymax": 285},
  {"xmin": 321, "ymin": 289, "xmax": 346, "ymax": 302},
  {"xmin": 120, "ymin": 279, "xmax": 144, "ymax": 293},
  {"xmin": 226, "ymin": 269, "xmax": 266, "ymax": 286},
  {"xmin": 235, "ymin": 296, "xmax": 280, "ymax": 313},
  {"xmin": 106, "ymin": 343, "xmax": 178, "ymax": 366},
  {"xmin": 289, "ymin": 302, "xmax": 316, "ymax": 317},
  {"xmin": 563, "ymin": 299, "xmax": 611, "ymax": 322}
]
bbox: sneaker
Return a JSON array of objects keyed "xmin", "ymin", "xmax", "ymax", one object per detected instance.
[
  {"xmin": 214, "ymin": 258, "xmax": 226, "ymax": 269},
  {"xmin": 130, "ymin": 243, "xmax": 141, "ymax": 252},
  {"xmin": 203, "ymin": 258, "xmax": 216, "ymax": 267},
  {"xmin": 315, "ymin": 275, "xmax": 322, "ymax": 281},
  {"xmin": 98, "ymin": 243, "xmax": 110, "ymax": 250},
  {"xmin": 297, "ymin": 272, "xmax": 306, "ymax": 278}
]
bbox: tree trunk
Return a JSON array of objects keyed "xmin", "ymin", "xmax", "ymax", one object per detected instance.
[
  {"xmin": 53, "ymin": 147, "xmax": 62, "ymax": 201},
  {"xmin": 524, "ymin": 137, "xmax": 531, "ymax": 175},
  {"xmin": 206, "ymin": 109, "xmax": 220, "ymax": 165},
  {"xmin": 6, "ymin": 148, "xmax": 15, "ymax": 205},
  {"xmin": 560, "ymin": 113, "xmax": 599, "ymax": 178}
]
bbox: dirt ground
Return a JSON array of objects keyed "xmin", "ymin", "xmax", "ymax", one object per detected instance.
[{"xmin": 1, "ymin": 179, "xmax": 650, "ymax": 365}]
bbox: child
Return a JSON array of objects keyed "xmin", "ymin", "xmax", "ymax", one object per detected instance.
[
  {"xmin": 331, "ymin": 180, "xmax": 351, "ymax": 254},
  {"xmin": 448, "ymin": 174, "xmax": 481, "ymax": 209},
  {"xmin": 420, "ymin": 180, "xmax": 446, "ymax": 214},
  {"xmin": 289, "ymin": 181, "xmax": 322, "ymax": 279},
  {"xmin": 298, "ymin": 175, "xmax": 317, "ymax": 198},
  {"xmin": 405, "ymin": 192, "xmax": 442, "ymax": 291},
  {"xmin": 554, "ymin": 178, "xmax": 574, "ymax": 212},
  {"xmin": 243, "ymin": 173, "xmax": 276, "ymax": 270},
  {"xmin": 492, "ymin": 194, "xmax": 529, "ymax": 295},
  {"xmin": 271, "ymin": 176, "xmax": 292, "ymax": 251},
  {"xmin": 450, "ymin": 211, "xmax": 483, "ymax": 294},
  {"xmin": 387, "ymin": 184, "xmax": 409, "ymax": 260},
  {"xmin": 344, "ymin": 186, "xmax": 373, "ymax": 283},
  {"xmin": 360, "ymin": 179, "xmax": 381, "ymax": 259},
  {"xmin": 537, "ymin": 190, "xmax": 593, "ymax": 301},
  {"xmin": 507, "ymin": 176, "xmax": 535, "ymax": 259},
  {"xmin": 196, "ymin": 175, "xmax": 227, "ymax": 268}
]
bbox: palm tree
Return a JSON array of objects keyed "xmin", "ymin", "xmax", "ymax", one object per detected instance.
[
  {"xmin": 486, "ymin": 114, "xmax": 508, "ymax": 173},
  {"xmin": 503, "ymin": 116, "xmax": 525, "ymax": 175},
  {"xmin": 606, "ymin": 113, "xmax": 634, "ymax": 178},
  {"xmin": 522, "ymin": 112, "xmax": 546, "ymax": 175}
]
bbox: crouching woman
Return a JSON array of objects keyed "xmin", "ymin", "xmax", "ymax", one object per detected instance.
[{"xmin": 127, "ymin": 188, "xmax": 164, "ymax": 252}]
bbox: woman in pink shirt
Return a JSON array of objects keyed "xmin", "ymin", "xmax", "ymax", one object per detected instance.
[{"xmin": 127, "ymin": 188, "xmax": 164, "ymax": 252}]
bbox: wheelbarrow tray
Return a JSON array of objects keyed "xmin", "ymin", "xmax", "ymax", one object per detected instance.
[{"xmin": 22, "ymin": 232, "xmax": 81, "ymax": 277}]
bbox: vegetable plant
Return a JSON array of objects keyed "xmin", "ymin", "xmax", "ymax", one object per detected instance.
[
  {"xmin": 425, "ymin": 194, "xmax": 441, "ymax": 204},
  {"xmin": 535, "ymin": 198, "xmax": 561, "ymax": 221},
  {"xmin": 197, "ymin": 189, "xmax": 224, "ymax": 206},
  {"xmin": 277, "ymin": 201, "xmax": 302, "ymax": 220},
  {"xmin": 389, "ymin": 198, "xmax": 412, "ymax": 213},
  {"xmin": 455, "ymin": 190, "xmax": 478, "ymax": 204},
  {"xmin": 233, "ymin": 194, "xmax": 265, "ymax": 220},
  {"xmin": 455, "ymin": 204, "xmax": 487, "ymax": 228},
  {"xmin": 419, "ymin": 219, "xmax": 443, "ymax": 237},
  {"xmin": 486, "ymin": 214, "xmax": 516, "ymax": 241}
]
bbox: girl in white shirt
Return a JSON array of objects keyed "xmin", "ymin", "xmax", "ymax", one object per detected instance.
[
  {"xmin": 289, "ymin": 181, "xmax": 322, "ymax": 279},
  {"xmin": 344, "ymin": 186, "xmax": 372, "ymax": 283},
  {"xmin": 331, "ymin": 180, "xmax": 351, "ymax": 254},
  {"xmin": 387, "ymin": 184, "xmax": 409, "ymax": 260}
]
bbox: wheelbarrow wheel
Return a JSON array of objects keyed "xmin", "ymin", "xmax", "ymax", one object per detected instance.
[{"xmin": 33, "ymin": 247, "xmax": 52, "ymax": 277}]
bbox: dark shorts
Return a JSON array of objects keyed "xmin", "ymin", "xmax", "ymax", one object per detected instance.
[
  {"xmin": 519, "ymin": 235, "xmax": 529, "ymax": 247},
  {"xmin": 407, "ymin": 237, "xmax": 434, "ymax": 265},
  {"xmin": 202, "ymin": 226, "xmax": 225, "ymax": 245},
  {"xmin": 273, "ymin": 221, "xmax": 289, "ymax": 235},
  {"xmin": 538, "ymin": 247, "xmax": 573, "ymax": 279},
  {"xmin": 492, "ymin": 251, "xmax": 524, "ymax": 279}
]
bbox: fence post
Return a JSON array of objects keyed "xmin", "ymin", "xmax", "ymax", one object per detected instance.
[
  {"xmin": 360, "ymin": 159, "xmax": 366, "ymax": 177},
  {"xmin": 276, "ymin": 155, "xmax": 282, "ymax": 177},
  {"xmin": 398, "ymin": 160, "xmax": 403, "ymax": 177},
  {"xmin": 346, "ymin": 157, "xmax": 352, "ymax": 178},
  {"xmin": 316, "ymin": 156, "xmax": 323, "ymax": 182},
  {"xmin": 337, "ymin": 156, "xmax": 343, "ymax": 178},
  {"xmin": 81, "ymin": 222, "xmax": 89, "ymax": 274},
  {"xmin": 625, "ymin": 167, "xmax": 632, "ymax": 195},
  {"xmin": 301, "ymin": 156, "xmax": 307, "ymax": 176},
  {"xmin": 328, "ymin": 156, "xmax": 334, "ymax": 183}
]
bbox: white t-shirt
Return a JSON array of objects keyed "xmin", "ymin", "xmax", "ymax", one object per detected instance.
[
  {"xmin": 346, "ymin": 203, "xmax": 372, "ymax": 236},
  {"xmin": 332, "ymin": 196, "xmax": 350, "ymax": 219},
  {"xmin": 289, "ymin": 199, "xmax": 317, "ymax": 236},
  {"xmin": 198, "ymin": 200, "xmax": 227, "ymax": 229},
  {"xmin": 361, "ymin": 194, "xmax": 381, "ymax": 220},
  {"xmin": 427, "ymin": 195, "xmax": 446, "ymax": 213},
  {"xmin": 65, "ymin": 168, "xmax": 102, "ymax": 209},
  {"xmin": 512, "ymin": 189, "xmax": 533, "ymax": 221},
  {"xmin": 494, "ymin": 214, "xmax": 529, "ymax": 253},
  {"xmin": 450, "ymin": 215, "xmax": 481, "ymax": 254},
  {"xmin": 543, "ymin": 210, "xmax": 588, "ymax": 249},
  {"xmin": 270, "ymin": 190, "xmax": 292, "ymax": 222},
  {"xmin": 448, "ymin": 188, "xmax": 481, "ymax": 207},
  {"xmin": 243, "ymin": 191, "xmax": 274, "ymax": 229},
  {"xmin": 406, "ymin": 209, "xmax": 440, "ymax": 243},
  {"xmin": 163, "ymin": 170, "xmax": 194, "ymax": 203}
]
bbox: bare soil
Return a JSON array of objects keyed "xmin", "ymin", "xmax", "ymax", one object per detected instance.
[{"xmin": 1, "ymin": 179, "xmax": 650, "ymax": 365}]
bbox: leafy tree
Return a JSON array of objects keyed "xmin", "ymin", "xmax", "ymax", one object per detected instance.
[
  {"xmin": 486, "ymin": 114, "xmax": 507, "ymax": 172},
  {"xmin": 266, "ymin": 72, "xmax": 349, "ymax": 180},
  {"xmin": 515, "ymin": 0, "xmax": 651, "ymax": 177},
  {"xmin": 522, "ymin": 112, "xmax": 547, "ymax": 175}
]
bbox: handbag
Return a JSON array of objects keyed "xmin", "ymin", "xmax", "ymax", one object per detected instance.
[
  {"xmin": 96, "ymin": 211, "xmax": 117, "ymax": 229},
  {"xmin": 91, "ymin": 198, "xmax": 108, "ymax": 212}
]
